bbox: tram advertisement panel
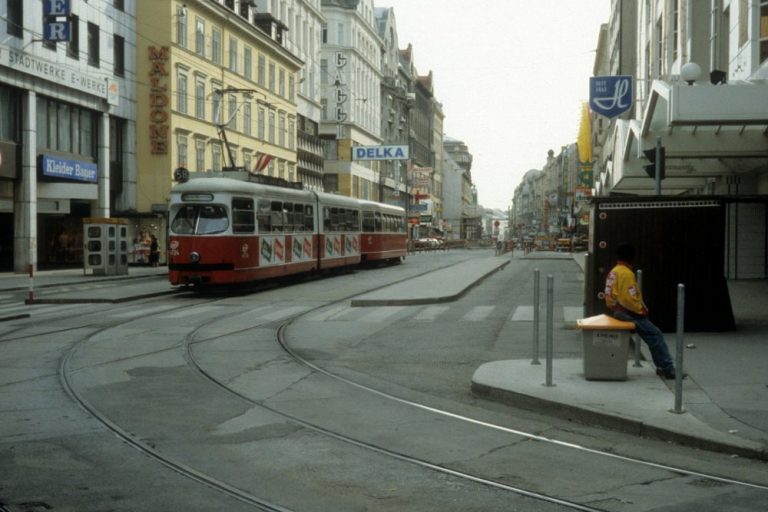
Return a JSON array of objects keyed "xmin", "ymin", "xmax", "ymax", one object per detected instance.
[
  {"xmin": 325, "ymin": 234, "xmax": 342, "ymax": 258},
  {"xmin": 260, "ymin": 236, "xmax": 285, "ymax": 266},
  {"xmin": 291, "ymin": 234, "xmax": 314, "ymax": 262},
  {"xmin": 346, "ymin": 234, "xmax": 360, "ymax": 256}
]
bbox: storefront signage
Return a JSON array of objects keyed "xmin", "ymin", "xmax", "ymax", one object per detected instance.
[
  {"xmin": 41, "ymin": 154, "xmax": 98, "ymax": 183},
  {"xmin": 43, "ymin": 0, "xmax": 71, "ymax": 42},
  {"xmin": 351, "ymin": 145, "xmax": 409, "ymax": 161},
  {"xmin": 0, "ymin": 44, "xmax": 109, "ymax": 98},
  {"xmin": 589, "ymin": 75, "xmax": 633, "ymax": 119},
  {"xmin": 148, "ymin": 46, "xmax": 170, "ymax": 154},
  {"xmin": 334, "ymin": 51, "xmax": 347, "ymax": 129}
]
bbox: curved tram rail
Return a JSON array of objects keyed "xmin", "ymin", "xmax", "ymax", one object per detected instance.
[{"xmin": 51, "ymin": 265, "xmax": 768, "ymax": 511}]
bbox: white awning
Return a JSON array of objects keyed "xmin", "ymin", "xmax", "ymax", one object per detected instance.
[{"xmin": 603, "ymin": 80, "xmax": 768, "ymax": 195}]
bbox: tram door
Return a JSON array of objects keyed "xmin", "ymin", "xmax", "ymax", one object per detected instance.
[{"xmin": 83, "ymin": 218, "xmax": 129, "ymax": 275}]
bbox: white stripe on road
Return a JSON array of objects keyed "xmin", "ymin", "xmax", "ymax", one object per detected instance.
[
  {"xmin": 414, "ymin": 305, "xmax": 450, "ymax": 321},
  {"xmin": 511, "ymin": 306, "xmax": 534, "ymax": 321},
  {"xmin": 462, "ymin": 306, "xmax": 495, "ymax": 322},
  {"xmin": 358, "ymin": 306, "xmax": 406, "ymax": 322}
]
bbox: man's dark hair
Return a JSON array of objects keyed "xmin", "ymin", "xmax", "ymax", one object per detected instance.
[{"xmin": 616, "ymin": 242, "xmax": 635, "ymax": 262}]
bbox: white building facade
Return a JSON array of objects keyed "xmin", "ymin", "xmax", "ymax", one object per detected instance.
[
  {"xmin": 0, "ymin": 0, "xmax": 136, "ymax": 272},
  {"xmin": 319, "ymin": 0, "xmax": 383, "ymax": 199},
  {"xmin": 255, "ymin": 0, "xmax": 327, "ymax": 190}
]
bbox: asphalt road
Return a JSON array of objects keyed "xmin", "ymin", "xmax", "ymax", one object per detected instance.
[{"xmin": 2, "ymin": 251, "xmax": 767, "ymax": 511}]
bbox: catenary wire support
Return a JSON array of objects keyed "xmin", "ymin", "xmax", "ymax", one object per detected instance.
[
  {"xmin": 544, "ymin": 275, "xmax": 555, "ymax": 387},
  {"xmin": 633, "ymin": 269, "xmax": 643, "ymax": 367},
  {"xmin": 531, "ymin": 269, "xmax": 541, "ymax": 365},
  {"xmin": 672, "ymin": 283, "xmax": 686, "ymax": 413}
]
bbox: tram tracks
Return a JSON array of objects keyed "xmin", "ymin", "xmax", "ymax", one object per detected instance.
[{"xmin": 48, "ymin": 259, "xmax": 768, "ymax": 511}]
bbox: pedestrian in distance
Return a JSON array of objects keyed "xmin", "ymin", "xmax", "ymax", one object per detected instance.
[
  {"xmin": 149, "ymin": 235, "xmax": 160, "ymax": 267},
  {"xmin": 604, "ymin": 242, "xmax": 682, "ymax": 380}
]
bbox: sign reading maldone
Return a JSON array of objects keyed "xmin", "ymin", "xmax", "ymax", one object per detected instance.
[
  {"xmin": 352, "ymin": 145, "xmax": 409, "ymax": 161},
  {"xmin": 589, "ymin": 75, "xmax": 633, "ymax": 119}
]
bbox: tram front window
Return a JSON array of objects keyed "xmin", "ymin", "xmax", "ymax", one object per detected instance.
[{"xmin": 171, "ymin": 205, "xmax": 229, "ymax": 234}]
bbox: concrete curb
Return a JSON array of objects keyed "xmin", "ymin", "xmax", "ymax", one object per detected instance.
[
  {"xmin": 351, "ymin": 259, "xmax": 509, "ymax": 307},
  {"xmin": 471, "ymin": 367, "xmax": 767, "ymax": 461}
]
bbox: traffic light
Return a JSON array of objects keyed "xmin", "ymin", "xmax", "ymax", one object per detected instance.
[{"xmin": 643, "ymin": 146, "xmax": 666, "ymax": 180}]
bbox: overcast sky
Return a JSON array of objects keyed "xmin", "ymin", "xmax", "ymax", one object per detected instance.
[{"xmin": 378, "ymin": 0, "xmax": 611, "ymax": 210}]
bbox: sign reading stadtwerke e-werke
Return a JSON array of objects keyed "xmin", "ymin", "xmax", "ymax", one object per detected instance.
[{"xmin": 351, "ymin": 145, "xmax": 409, "ymax": 161}]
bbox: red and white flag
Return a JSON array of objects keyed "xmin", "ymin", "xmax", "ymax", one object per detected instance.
[{"xmin": 253, "ymin": 153, "xmax": 274, "ymax": 173}]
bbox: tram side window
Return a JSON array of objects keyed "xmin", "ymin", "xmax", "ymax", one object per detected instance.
[
  {"xmin": 362, "ymin": 211, "xmax": 375, "ymax": 232},
  {"xmin": 282, "ymin": 202, "xmax": 294, "ymax": 233},
  {"xmin": 232, "ymin": 198, "xmax": 255, "ymax": 234},
  {"xmin": 291, "ymin": 203, "xmax": 305, "ymax": 231},
  {"xmin": 271, "ymin": 201, "xmax": 285, "ymax": 232},
  {"xmin": 257, "ymin": 199, "xmax": 271, "ymax": 233},
  {"xmin": 374, "ymin": 212, "xmax": 382, "ymax": 232},
  {"xmin": 323, "ymin": 207, "xmax": 331, "ymax": 231},
  {"xmin": 303, "ymin": 205, "xmax": 314, "ymax": 231},
  {"xmin": 351, "ymin": 210, "xmax": 360, "ymax": 231}
]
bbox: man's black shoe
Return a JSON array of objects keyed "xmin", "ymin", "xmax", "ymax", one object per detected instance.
[{"xmin": 656, "ymin": 368, "xmax": 687, "ymax": 380}]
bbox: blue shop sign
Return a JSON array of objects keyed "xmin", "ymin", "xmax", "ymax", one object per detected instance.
[
  {"xmin": 41, "ymin": 155, "xmax": 98, "ymax": 183},
  {"xmin": 589, "ymin": 75, "xmax": 633, "ymax": 119}
]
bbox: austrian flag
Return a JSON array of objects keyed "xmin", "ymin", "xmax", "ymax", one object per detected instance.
[{"xmin": 253, "ymin": 153, "xmax": 274, "ymax": 173}]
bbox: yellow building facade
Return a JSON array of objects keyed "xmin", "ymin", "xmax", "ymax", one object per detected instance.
[{"xmin": 136, "ymin": 0, "xmax": 303, "ymax": 213}]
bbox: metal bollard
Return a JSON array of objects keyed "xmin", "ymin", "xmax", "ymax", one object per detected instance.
[
  {"xmin": 532, "ymin": 269, "xmax": 541, "ymax": 365},
  {"xmin": 545, "ymin": 275, "xmax": 555, "ymax": 387},
  {"xmin": 27, "ymin": 264, "xmax": 34, "ymax": 304},
  {"xmin": 672, "ymin": 283, "xmax": 686, "ymax": 413},
  {"xmin": 632, "ymin": 269, "xmax": 643, "ymax": 367}
]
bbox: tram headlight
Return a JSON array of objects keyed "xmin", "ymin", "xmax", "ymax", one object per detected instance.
[{"xmin": 189, "ymin": 251, "xmax": 201, "ymax": 263}]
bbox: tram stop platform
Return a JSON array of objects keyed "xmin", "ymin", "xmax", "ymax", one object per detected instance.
[{"xmin": 470, "ymin": 253, "xmax": 768, "ymax": 461}]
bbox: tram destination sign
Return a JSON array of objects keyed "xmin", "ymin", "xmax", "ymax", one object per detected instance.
[{"xmin": 351, "ymin": 145, "xmax": 409, "ymax": 161}]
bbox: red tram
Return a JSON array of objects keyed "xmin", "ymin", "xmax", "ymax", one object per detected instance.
[{"xmin": 167, "ymin": 174, "xmax": 406, "ymax": 286}]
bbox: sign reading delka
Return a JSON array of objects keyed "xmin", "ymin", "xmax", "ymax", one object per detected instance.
[
  {"xmin": 589, "ymin": 75, "xmax": 633, "ymax": 118},
  {"xmin": 352, "ymin": 145, "xmax": 409, "ymax": 161}
]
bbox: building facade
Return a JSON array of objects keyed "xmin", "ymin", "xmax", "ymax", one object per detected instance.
[
  {"xmin": 256, "ymin": 0, "xmax": 326, "ymax": 191},
  {"xmin": 319, "ymin": 0, "xmax": 382, "ymax": 199},
  {"xmin": 0, "ymin": 0, "xmax": 136, "ymax": 272},
  {"xmin": 135, "ymin": 0, "xmax": 302, "ymax": 223},
  {"xmin": 594, "ymin": 0, "xmax": 768, "ymax": 279}
]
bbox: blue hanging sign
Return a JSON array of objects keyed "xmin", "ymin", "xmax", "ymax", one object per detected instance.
[
  {"xmin": 43, "ymin": 0, "xmax": 71, "ymax": 42},
  {"xmin": 589, "ymin": 75, "xmax": 633, "ymax": 119}
]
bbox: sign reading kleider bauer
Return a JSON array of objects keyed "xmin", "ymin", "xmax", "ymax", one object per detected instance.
[
  {"xmin": 589, "ymin": 75, "xmax": 633, "ymax": 118},
  {"xmin": 351, "ymin": 145, "xmax": 409, "ymax": 161}
]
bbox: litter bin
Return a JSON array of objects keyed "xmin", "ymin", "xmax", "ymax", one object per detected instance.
[{"xmin": 576, "ymin": 314, "xmax": 635, "ymax": 381}]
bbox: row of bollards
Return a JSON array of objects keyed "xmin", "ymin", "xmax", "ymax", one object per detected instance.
[{"xmin": 530, "ymin": 268, "xmax": 686, "ymax": 412}]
